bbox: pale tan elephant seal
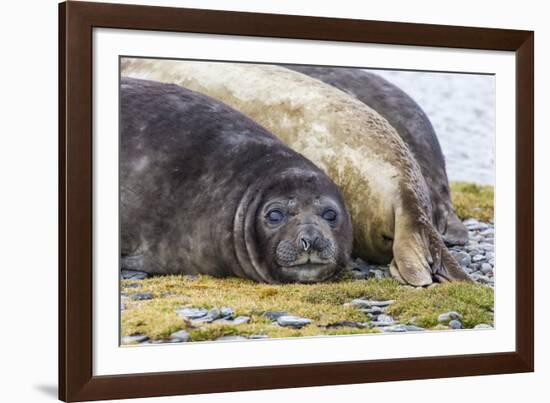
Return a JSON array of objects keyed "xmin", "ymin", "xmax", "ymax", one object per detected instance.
[{"xmin": 121, "ymin": 58, "xmax": 471, "ymax": 286}]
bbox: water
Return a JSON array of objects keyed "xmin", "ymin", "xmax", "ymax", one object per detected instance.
[{"xmin": 366, "ymin": 69, "xmax": 495, "ymax": 185}]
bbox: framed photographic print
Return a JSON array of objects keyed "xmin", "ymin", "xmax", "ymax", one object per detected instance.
[{"xmin": 59, "ymin": 1, "xmax": 534, "ymax": 401}]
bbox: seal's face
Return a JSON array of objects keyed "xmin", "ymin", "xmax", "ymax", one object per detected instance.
[{"xmin": 254, "ymin": 176, "xmax": 353, "ymax": 283}]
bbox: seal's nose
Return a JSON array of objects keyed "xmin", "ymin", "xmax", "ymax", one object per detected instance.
[{"xmin": 300, "ymin": 237, "xmax": 311, "ymax": 252}]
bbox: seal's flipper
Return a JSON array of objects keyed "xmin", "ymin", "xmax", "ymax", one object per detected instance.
[
  {"xmin": 443, "ymin": 209, "xmax": 469, "ymax": 246},
  {"xmin": 424, "ymin": 220, "xmax": 473, "ymax": 283},
  {"xmin": 391, "ymin": 212, "xmax": 433, "ymax": 287},
  {"xmin": 391, "ymin": 210, "xmax": 472, "ymax": 286}
]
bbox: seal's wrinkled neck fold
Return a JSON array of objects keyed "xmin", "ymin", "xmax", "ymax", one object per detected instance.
[{"xmin": 233, "ymin": 184, "xmax": 275, "ymax": 283}]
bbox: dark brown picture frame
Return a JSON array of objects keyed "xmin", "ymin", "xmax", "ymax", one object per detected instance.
[{"xmin": 59, "ymin": 1, "xmax": 534, "ymax": 401}]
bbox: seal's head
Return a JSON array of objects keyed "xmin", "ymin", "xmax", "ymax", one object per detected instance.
[{"xmin": 235, "ymin": 167, "xmax": 353, "ymax": 284}]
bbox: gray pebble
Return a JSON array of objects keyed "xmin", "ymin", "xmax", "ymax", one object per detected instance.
[
  {"xmin": 371, "ymin": 314, "xmax": 395, "ymax": 327},
  {"xmin": 121, "ymin": 335, "xmax": 149, "ymax": 344},
  {"xmin": 176, "ymin": 307, "xmax": 209, "ymax": 319},
  {"xmin": 131, "ymin": 292, "xmax": 153, "ymax": 301},
  {"xmin": 220, "ymin": 307, "xmax": 234, "ymax": 318},
  {"xmin": 481, "ymin": 263, "xmax": 493, "ymax": 275},
  {"xmin": 214, "ymin": 316, "xmax": 251, "ymax": 325},
  {"xmin": 216, "ymin": 336, "xmax": 247, "ymax": 341},
  {"xmin": 360, "ymin": 306, "xmax": 385, "ymax": 315},
  {"xmin": 277, "ymin": 315, "xmax": 312, "ymax": 328},
  {"xmin": 120, "ymin": 269, "xmax": 148, "ymax": 280},
  {"xmin": 452, "ymin": 251, "xmax": 471, "ymax": 266},
  {"xmin": 472, "ymin": 254, "xmax": 486, "ymax": 263},
  {"xmin": 170, "ymin": 330, "xmax": 190, "ymax": 342},
  {"xmin": 249, "ymin": 334, "xmax": 269, "ymax": 339},
  {"xmin": 350, "ymin": 299, "xmax": 395, "ymax": 308},
  {"xmin": 449, "ymin": 320, "xmax": 462, "ymax": 329},
  {"xmin": 263, "ymin": 311, "xmax": 288, "ymax": 321},
  {"xmin": 326, "ymin": 321, "xmax": 367, "ymax": 329},
  {"xmin": 438, "ymin": 311, "xmax": 463, "ymax": 322},
  {"xmin": 474, "ymin": 324, "xmax": 493, "ymax": 329},
  {"xmin": 485, "ymin": 252, "xmax": 495, "ymax": 260},
  {"xmin": 380, "ymin": 325, "xmax": 425, "ymax": 332},
  {"xmin": 479, "ymin": 243, "xmax": 494, "ymax": 252}
]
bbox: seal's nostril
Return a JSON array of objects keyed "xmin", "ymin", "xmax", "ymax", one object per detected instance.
[{"xmin": 300, "ymin": 237, "xmax": 311, "ymax": 251}]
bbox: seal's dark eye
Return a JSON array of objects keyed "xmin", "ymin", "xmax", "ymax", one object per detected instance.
[
  {"xmin": 322, "ymin": 209, "xmax": 337, "ymax": 222},
  {"xmin": 266, "ymin": 209, "xmax": 284, "ymax": 224}
]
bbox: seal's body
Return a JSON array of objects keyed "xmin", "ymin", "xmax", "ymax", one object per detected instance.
[
  {"xmin": 285, "ymin": 65, "xmax": 468, "ymax": 245},
  {"xmin": 122, "ymin": 60, "xmax": 471, "ymax": 286},
  {"xmin": 120, "ymin": 78, "xmax": 353, "ymax": 283}
]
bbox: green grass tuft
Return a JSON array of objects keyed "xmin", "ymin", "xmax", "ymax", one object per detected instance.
[{"xmin": 450, "ymin": 181, "xmax": 494, "ymax": 222}]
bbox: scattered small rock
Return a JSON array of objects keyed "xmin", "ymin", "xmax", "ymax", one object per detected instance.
[
  {"xmin": 263, "ymin": 311, "xmax": 288, "ymax": 321},
  {"xmin": 176, "ymin": 307, "xmax": 209, "ymax": 319},
  {"xmin": 121, "ymin": 335, "xmax": 149, "ymax": 344},
  {"xmin": 214, "ymin": 316, "xmax": 251, "ymax": 325},
  {"xmin": 379, "ymin": 324, "xmax": 425, "ymax": 332},
  {"xmin": 131, "ymin": 292, "xmax": 153, "ymax": 301},
  {"xmin": 120, "ymin": 270, "xmax": 148, "ymax": 280},
  {"xmin": 170, "ymin": 330, "xmax": 190, "ymax": 342},
  {"xmin": 472, "ymin": 254, "xmax": 486, "ymax": 263},
  {"xmin": 277, "ymin": 315, "xmax": 312, "ymax": 328},
  {"xmin": 216, "ymin": 336, "xmax": 247, "ymax": 341},
  {"xmin": 370, "ymin": 314, "xmax": 395, "ymax": 327},
  {"xmin": 249, "ymin": 334, "xmax": 269, "ymax": 339},
  {"xmin": 449, "ymin": 320, "xmax": 462, "ymax": 329},
  {"xmin": 325, "ymin": 321, "xmax": 368, "ymax": 329},
  {"xmin": 452, "ymin": 251, "xmax": 472, "ymax": 266},
  {"xmin": 474, "ymin": 324, "xmax": 493, "ymax": 329},
  {"xmin": 438, "ymin": 311, "xmax": 463, "ymax": 322},
  {"xmin": 481, "ymin": 263, "xmax": 493, "ymax": 275}
]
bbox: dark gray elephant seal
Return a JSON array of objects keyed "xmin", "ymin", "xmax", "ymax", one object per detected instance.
[
  {"xmin": 120, "ymin": 78, "xmax": 353, "ymax": 283},
  {"xmin": 285, "ymin": 65, "xmax": 468, "ymax": 246}
]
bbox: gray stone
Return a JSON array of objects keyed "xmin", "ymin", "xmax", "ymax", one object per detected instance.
[
  {"xmin": 216, "ymin": 336, "xmax": 247, "ymax": 341},
  {"xmin": 121, "ymin": 335, "xmax": 149, "ymax": 344},
  {"xmin": 360, "ymin": 306, "xmax": 385, "ymax": 315},
  {"xmin": 326, "ymin": 321, "xmax": 367, "ymax": 329},
  {"xmin": 214, "ymin": 316, "xmax": 250, "ymax": 325},
  {"xmin": 472, "ymin": 274, "xmax": 493, "ymax": 285},
  {"xmin": 463, "ymin": 218, "xmax": 479, "ymax": 227},
  {"xmin": 479, "ymin": 243, "xmax": 494, "ymax": 252},
  {"xmin": 192, "ymin": 308, "xmax": 223, "ymax": 324},
  {"xmin": 438, "ymin": 311, "xmax": 463, "ymax": 322},
  {"xmin": 370, "ymin": 269, "xmax": 384, "ymax": 280},
  {"xmin": 263, "ymin": 311, "xmax": 288, "ymax": 321},
  {"xmin": 120, "ymin": 270, "xmax": 148, "ymax": 280},
  {"xmin": 131, "ymin": 292, "xmax": 153, "ymax": 301},
  {"xmin": 488, "ymin": 258, "xmax": 495, "ymax": 266},
  {"xmin": 350, "ymin": 299, "xmax": 395, "ymax": 308},
  {"xmin": 277, "ymin": 315, "xmax": 312, "ymax": 328},
  {"xmin": 170, "ymin": 330, "xmax": 190, "ymax": 342},
  {"xmin": 122, "ymin": 283, "xmax": 140, "ymax": 289},
  {"xmin": 380, "ymin": 325, "xmax": 425, "ymax": 332},
  {"xmin": 249, "ymin": 334, "xmax": 269, "ymax": 339},
  {"xmin": 481, "ymin": 228, "xmax": 495, "ymax": 236},
  {"xmin": 349, "ymin": 258, "xmax": 373, "ymax": 279},
  {"xmin": 485, "ymin": 252, "xmax": 495, "ymax": 260},
  {"xmin": 472, "ymin": 254, "xmax": 486, "ymax": 263},
  {"xmin": 481, "ymin": 263, "xmax": 493, "ymax": 275},
  {"xmin": 370, "ymin": 314, "xmax": 395, "ymax": 327},
  {"xmin": 452, "ymin": 251, "xmax": 471, "ymax": 267},
  {"xmin": 220, "ymin": 307, "xmax": 234, "ymax": 318},
  {"xmin": 176, "ymin": 307, "xmax": 208, "ymax": 319},
  {"xmin": 449, "ymin": 320, "xmax": 462, "ymax": 329},
  {"xmin": 474, "ymin": 324, "xmax": 493, "ymax": 329}
]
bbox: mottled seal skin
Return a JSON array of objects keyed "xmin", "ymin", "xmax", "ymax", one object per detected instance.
[
  {"xmin": 120, "ymin": 78, "xmax": 353, "ymax": 284},
  {"xmin": 122, "ymin": 59, "xmax": 472, "ymax": 286},
  {"xmin": 285, "ymin": 65, "xmax": 468, "ymax": 246}
]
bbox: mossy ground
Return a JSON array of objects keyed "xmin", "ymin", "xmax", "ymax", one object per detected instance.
[
  {"xmin": 121, "ymin": 182, "xmax": 494, "ymax": 342},
  {"xmin": 450, "ymin": 181, "xmax": 494, "ymax": 222}
]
